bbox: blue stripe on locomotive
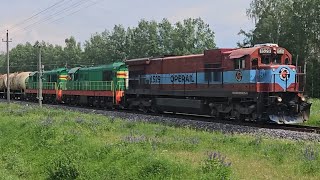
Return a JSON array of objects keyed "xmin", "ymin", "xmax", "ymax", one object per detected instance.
[
  {"xmin": 143, "ymin": 65, "xmax": 296, "ymax": 90},
  {"xmin": 223, "ymin": 70, "xmax": 257, "ymax": 84},
  {"xmin": 145, "ymin": 71, "xmax": 256, "ymax": 85}
]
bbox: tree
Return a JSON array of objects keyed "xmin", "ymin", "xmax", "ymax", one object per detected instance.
[
  {"xmin": 0, "ymin": 52, "xmax": 6, "ymax": 73},
  {"xmin": 62, "ymin": 36, "xmax": 82, "ymax": 68},
  {"xmin": 129, "ymin": 20, "xmax": 160, "ymax": 58},
  {"xmin": 84, "ymin": 17, "xmax": 216, "ymax": 63},
  {"xmin": 84, "ymin": 31, "xmax": 109, "ymax": 65},
  {"xmin": 41, "ymin": 43, "xmax": 64, "ymax": 70},
  {"xmin": 7, "ymin": 42, "xmax": 37, "ymax": 72},
  {"xmin": 172, "ymin": 18, "xmax": 216, "ymax": 55},
  {"xmin": 158, "ymin": 18, "xmax": 174, "ymax": 55}
]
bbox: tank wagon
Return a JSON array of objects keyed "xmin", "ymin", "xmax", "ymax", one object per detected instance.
[
  {"xmin": 0, "ymin": 72, "xmax": 31, "ymax": 99},
  {"xmin": 124, "ymin": 44, "xmax": 311, "ymax": 124},
  {"xmin": 0, "ymin": 75, "xmax": 6, "ymax": 91}
]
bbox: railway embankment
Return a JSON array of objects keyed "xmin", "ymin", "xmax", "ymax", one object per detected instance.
[{"xmin": 0, "ymin": 102, "xmax": 319, "ymax": 179}]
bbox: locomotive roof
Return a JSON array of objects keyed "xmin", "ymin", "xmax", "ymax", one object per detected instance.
[
  {"xmin": 29, "ymin": 68, "xmax": 68, "ymax": 76},
  {"xmin": 228, "ymin": 47, "xmax": 259, "ymax": 59},
  {"xmin": 77, "ymin": 62, "xmax": 125, "ymax": 71},
  {"xmin": 125, "ymin": 54, "xmax": 204, "ymax": 66},
  {"xmin": 43, "ymin": 68, "xmax": 68, "ymax": 74}
]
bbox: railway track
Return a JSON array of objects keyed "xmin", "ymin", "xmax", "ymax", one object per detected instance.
[
  {"xmin": 268, "ymin": 124, "xmax": 320, "ymax": 134},
  {"xmin": 160, "ymin": 112, "xmax": 320, "ymax": 134},
  {"xmin": 1, "ymin": 98, "xmax": 320, "ymax": 135}
]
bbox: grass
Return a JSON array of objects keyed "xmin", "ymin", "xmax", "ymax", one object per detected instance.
[
  {"xmin": 306, "ymin": 99, "xmax": 320, "ymax": 126},
  {"xmin": 0, "ymin": 103, "xmax": 319, "ymax": 179}
]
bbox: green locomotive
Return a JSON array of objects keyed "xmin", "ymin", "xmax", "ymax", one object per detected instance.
[
  {"xmin": 25, "ymin": 68, "xmax": 69, "ymax": 102},
  {"xmin": 61, "ymin": 62, "xmax": 128, "ymax": 106}
]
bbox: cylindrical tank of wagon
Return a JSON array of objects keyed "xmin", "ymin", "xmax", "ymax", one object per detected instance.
[
  {"xmin": 0, "ymin": 74, "xmax": 6, "ymax": 91},
  {"xmin": 3, "ymin": 73, "xmax": 12, "ymax": 89},
  {"xmin": 9, "ymin": 73, "xmax": 19, "ymax": 90},
  {"xmin": 15, "ymin": 72, "xmax": 31, "ymax": 90}
]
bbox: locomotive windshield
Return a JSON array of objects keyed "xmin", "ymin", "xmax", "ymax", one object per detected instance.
[{"xmin": 261, "ymin": 54, "xmax": 282, "ymax": 65}]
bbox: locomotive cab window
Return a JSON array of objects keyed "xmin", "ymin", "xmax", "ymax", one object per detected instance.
[
  {"xmin": 285, "ymin": 58, "xmax": 290, "ymax": 65},
  {"xmin": 261, "ymin": 55, "xmax": 271, "ymax": 64},
  {"xmin": 234, "ymin": 58, "xmax": 245, "ymax": 70},
  {"xmin": 262, "ymin": 55, "xmax": 282, "ymax": 65},
  {"xmin": 271, "ymin": 55, "xmax": 282, "ymax": 65}
]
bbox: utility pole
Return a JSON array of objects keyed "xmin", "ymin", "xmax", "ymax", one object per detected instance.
[
  {"xmin": 2, "ymin": 30, "xmax": 12, "ymax": 104},
  {"xmin": 38, "ymin": 45, "xmax": 43, "ymax": 107}
]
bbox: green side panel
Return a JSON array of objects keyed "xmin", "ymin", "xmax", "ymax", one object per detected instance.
[
  {"xmin": 26, "ymin": 68, "xmax": 68, "ymax": 90},
  {"xmin": 65, "ymin": 62, "xmax": 127, "ymax": 91}
]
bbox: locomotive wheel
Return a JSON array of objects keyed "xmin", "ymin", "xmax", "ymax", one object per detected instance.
[
  {"xmin": 231, "ymin": 110, "xmax": 241, "ymax": 120},
  {"xmin": 139, "ymin": 104, "xmax": 148, "ymax": 113},
  {"xmin": 210, "ymin": 108, "xmax": 218, "ymax": 118},
  {"xmin": 150, "ymin": 105, "xmax": 159, "ymax": 114}
]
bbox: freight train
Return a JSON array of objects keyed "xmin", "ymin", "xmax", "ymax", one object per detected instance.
[{"xmin": 0, "ymin": 44, "xmax": 311, "ymax": 124}]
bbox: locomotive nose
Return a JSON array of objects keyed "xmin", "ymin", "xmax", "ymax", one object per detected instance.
[{"xmin": 273, "ymin": 66, "xmax": 295, "ymax": 91}]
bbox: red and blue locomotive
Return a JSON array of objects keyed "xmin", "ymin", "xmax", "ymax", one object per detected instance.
[{"xmin": 125, "ymin": 44, "xmax": 311, "ymax": 124}]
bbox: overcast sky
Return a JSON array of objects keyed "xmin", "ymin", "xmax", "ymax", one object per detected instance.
[{"xmin": 0, "ymin": 0, "xmax": 254, "ymax": 52}]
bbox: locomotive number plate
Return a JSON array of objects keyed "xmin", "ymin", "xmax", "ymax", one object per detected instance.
[{"xmin": 259, "ymin": 48, "xmax": 272, "ymax": 54}]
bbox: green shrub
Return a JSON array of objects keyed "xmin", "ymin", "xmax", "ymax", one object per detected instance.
[
  {"xmin": 300, "ymin": 146, "xmax": 319, "ymax": 175},
  {"xmin": 201, "ymin": 152, "xmax": 231, "ymax": 179},
  {"xmin": 139, "ymin": 158, "xmax": 172, "ymax": 179},
  {"xmin": 46, "ymin": 157, "xmax": 79, "ymax": 180}
]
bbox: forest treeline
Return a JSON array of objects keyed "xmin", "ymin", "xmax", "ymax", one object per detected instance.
[
  {"xmin": 240, "ymin": 0, "xmax": 320, "ymax": 97},
  {"xmin": 0, "ymin": 18, "xmax": 215, "ymax": 73}
]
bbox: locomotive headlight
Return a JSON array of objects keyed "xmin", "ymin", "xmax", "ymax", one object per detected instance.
[
  {"xmin": 301, "ymin": 96, "xmax": 306, "ymax": 102},
  {"xmin": 277, "ymin": 97, "xmax": 283, "ymax": 102},
  {"xmin": 272, "ymin": 68, "xmax": 276, "ymax": 72}
]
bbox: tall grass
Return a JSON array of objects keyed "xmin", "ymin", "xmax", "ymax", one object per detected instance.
[
  {"xmin": 306, "ymin": 99, "xmax": 320, "ymax": 126},
  {"xmin": 0, "ymin": 103, "xmax": 319, "ymax": 179}
]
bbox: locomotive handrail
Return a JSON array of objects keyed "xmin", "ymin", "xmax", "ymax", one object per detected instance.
[
  {"xmin": 27, "ymin": 82, "xmax": 57, "ymax": 90},
  {"xmin": 61, "ymin": 81, "xmax": 113, "ymax": 91}
]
